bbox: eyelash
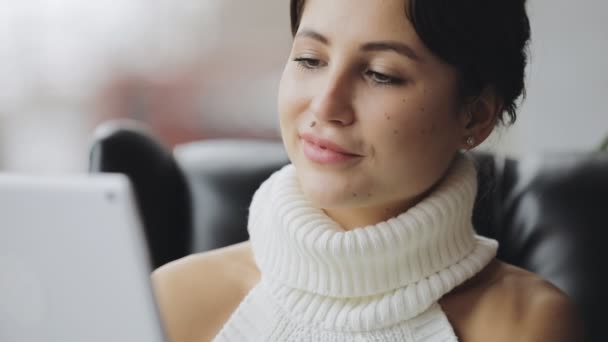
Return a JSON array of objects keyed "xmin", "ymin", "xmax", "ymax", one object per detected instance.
[
  {"xmin": 293, "ymin": 57, "xmax": 406, "ymax": 87},
  {"xmin": 365, "ymin": 70, "xmax": 405, "ymax": 87},
  {"xmin": 293, "ymin": 57, "xmax": 325, "ymax": 71}
]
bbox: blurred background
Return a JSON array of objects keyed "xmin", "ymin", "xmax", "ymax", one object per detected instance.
[{"xmin": 0, "ymin": 0, "xmax": 606, "ymax": 173}]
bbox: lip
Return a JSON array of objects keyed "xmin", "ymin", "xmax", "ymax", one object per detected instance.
[
  {"xmin": 299, "ymin": 133, "xmax": 363, "ymax": 165},
  {"xmin": 300, "ymin": 133, "xmax": 361, "ymax": 155}
]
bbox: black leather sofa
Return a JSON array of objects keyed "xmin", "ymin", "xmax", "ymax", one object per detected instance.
[{"xmin": 90, "ymin": 120, "xmax": 607, "ymax": 341}]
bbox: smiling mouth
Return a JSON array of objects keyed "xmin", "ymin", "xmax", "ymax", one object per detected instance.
[
  {"xmin": 301, "ymin": 139, "xmax": 363, "ymax": 164},
  {"xmin": 317, "ymin": 144, "xmax": 358, "ymax": 156},
  {"xmin": 299, "ymin": 133, "xmax": 361, "ymax": 156}
]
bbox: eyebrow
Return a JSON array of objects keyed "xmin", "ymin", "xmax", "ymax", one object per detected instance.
[
  {"xmin": 295, "ymin": 29, "xmax": 330, "ymax": 45},
  {"xmin": 361, "ymin": 41, "xmax": 423, "ymax": 63},
  {"xmin": 295, "ymin": 29, "xmax": 424, "ymax": 63}
]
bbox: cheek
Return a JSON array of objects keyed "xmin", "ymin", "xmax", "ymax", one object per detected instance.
[
  {"xmin": 277, "ymin": 69, "xmax": 292, "ymax": 121},
  {"xmin": 362, "ymin": 91, "xmax": 461, "ymax": 168},
  {"xmin": 361, "ymin": 104, "xmax": 458, "ymax": 200},
  {"xmin": 278, "ymin": 66, "xmax": 314, "ymax": 163},
  {"xmin": 278, "ymin": 67, "xmax": 311, "ymax": 123},
  {"xmin": 278, "ymin": 72, "xmax": 299, "ymax": 133},
  {"xmin": 364, "ymin": 99, "xmax": 437, "ymax": 148}
]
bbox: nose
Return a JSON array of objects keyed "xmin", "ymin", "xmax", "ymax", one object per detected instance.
[{"xmin": 310, "ymin": 71, "xmax": 355, "ymax": 126}]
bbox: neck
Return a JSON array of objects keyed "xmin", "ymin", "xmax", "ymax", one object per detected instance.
[{"xmin": 322, "ymin": 176, "xmax": 441, "ymax": 231}]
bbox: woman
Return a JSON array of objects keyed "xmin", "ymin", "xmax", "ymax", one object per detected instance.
[{"xmin": 153, "ymin": 0, "xmax": 584, "ymax": 341}]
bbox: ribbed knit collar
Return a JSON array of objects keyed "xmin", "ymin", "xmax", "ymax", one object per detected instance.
[{"xmin": 247, "ymin": 154, "xmax": 498, "ymax": 331}]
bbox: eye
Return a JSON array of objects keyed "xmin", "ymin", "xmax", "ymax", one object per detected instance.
[
  {"xmin": 293, "ymin": 57, "xmax": 325, "ymax": 70},
  {"xmin": 365, "ymin": 70, "xmax": 405, "ymax": 86}
]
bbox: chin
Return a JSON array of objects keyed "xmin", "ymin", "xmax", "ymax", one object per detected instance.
[
  {"xmin": 295, "ymin": 166, "xmax": 359, "ymax": 209},
  {"xmin": 302, "ymin": 188, "xmax": 347, "ymax": 210}
]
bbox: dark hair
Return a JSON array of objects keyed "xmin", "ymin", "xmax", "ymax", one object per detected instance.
[{"xmin": 290, "ymin": 0, "xmax": 531, "ymax": 125}]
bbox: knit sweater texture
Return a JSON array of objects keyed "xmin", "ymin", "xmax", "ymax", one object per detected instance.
[{"xmin": 213, "ymin": 155, "xmax": 498, "ymax": 341}]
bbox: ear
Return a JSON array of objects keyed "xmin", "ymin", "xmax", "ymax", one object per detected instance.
[{"xmin": 459, "ymin": 87, "xmax": 502, "ymax": 150}]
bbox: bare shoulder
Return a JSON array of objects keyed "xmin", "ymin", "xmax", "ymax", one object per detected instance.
[
  {"xmin": 494, "ymin": 263, "xmax": 585, "ymax": 342},
  {"xmin": 151, "ymin": 241, "xmax": 259, "ymax": 342},
  {"xmin": 443, "ymin": 260, "xmax": 584, "ymax": 342}
]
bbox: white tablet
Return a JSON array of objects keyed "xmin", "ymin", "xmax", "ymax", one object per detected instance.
[{"xmin": 0, "ymin": 173, "xmax": 166, "ymax": 342}]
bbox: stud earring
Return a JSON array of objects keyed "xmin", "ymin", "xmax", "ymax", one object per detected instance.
[{"xmin": 466, "ymin": 136, "xmax": 476, "ymax": 147}]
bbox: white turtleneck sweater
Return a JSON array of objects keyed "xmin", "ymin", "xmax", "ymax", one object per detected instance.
[{"xmin": 213, "ymin": 155, "xmax": 498, "ymax": 342}]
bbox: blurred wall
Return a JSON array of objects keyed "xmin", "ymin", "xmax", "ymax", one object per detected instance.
[
  {"xmin": 0, "ymin": 0, "xmax": 290, "ymax": 173},
  {"xmin": 482, "ymin": 0, "xmax": 608, "ymax": 155},
  {"xmin": 0, "ymin": 0, "xmax": 606, "ymax": 173}
]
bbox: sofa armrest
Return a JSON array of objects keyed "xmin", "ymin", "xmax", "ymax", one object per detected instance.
[{"xmin": 89, "ymin": 120, "xmax": 191, "ymax": 268}]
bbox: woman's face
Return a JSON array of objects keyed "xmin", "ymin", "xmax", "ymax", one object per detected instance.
[{"xmin": 278, "ymin": 0, "xmax": 471, "ymax": 228}]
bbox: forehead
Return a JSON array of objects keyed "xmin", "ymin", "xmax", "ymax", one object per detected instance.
[{"xmin": 298, "ymin": 0, "xmax": 417, "ymax": 43}]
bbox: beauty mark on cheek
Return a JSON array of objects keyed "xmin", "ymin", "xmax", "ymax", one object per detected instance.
[{"xmin": 419, "ymin": 124, "xmax": 437, "ymax": 136}]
